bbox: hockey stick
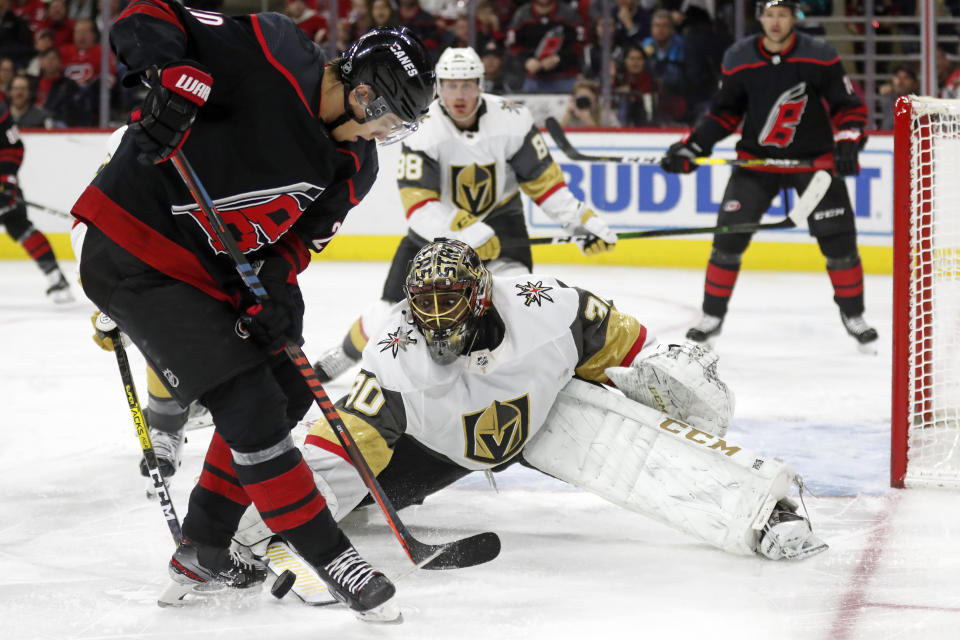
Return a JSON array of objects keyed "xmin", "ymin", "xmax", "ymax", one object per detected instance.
[
  {"xmin": 544, "ymin": 117, "xmax": 832, "ymax": 170},
  {"xmin": 528, "ymin": 169, "xmax": 832, "ymax": 247},
  {"xmin": 25, "ymin": 200, "xmax": 72, "ymax": 219},
  {"xmin": 168, "ymin": 151, "xmax": 500, "ymax": 571},
  {"xmin": 103, "ymin": 316, "xmax": 182, "ymax": 545}
]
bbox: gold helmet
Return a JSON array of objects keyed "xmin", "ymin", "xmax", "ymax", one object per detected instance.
[{"xmin": 405, "ymin": 239, "xmax": 492, "ymax": 364}]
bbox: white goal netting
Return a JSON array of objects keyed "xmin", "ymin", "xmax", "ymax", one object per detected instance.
[{"xmin": 901, "ymin": 96, "xmax": 960, "ymax": 488}]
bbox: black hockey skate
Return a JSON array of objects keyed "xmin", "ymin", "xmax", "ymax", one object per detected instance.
[
  {"xmin": 685, "ymin": 314, "xmax": 723, "ymax": 343},
  {"xmin": 839, "ymin": 311, "xmax": 878, "ymax": 354},
  {"xmin": 317, "ymin": 545, "xmax": 400, "ymax": 622},
  {"xmin": 312, "ymin": 344, "xmax": 358, "ymax": 383},
  {"xmin": 45, "ymin": 271, "xmax": 74, "ymax": 304},
  {"xmin": 158, "ymin": 538, "xmax": 268, "ymax": 606}
]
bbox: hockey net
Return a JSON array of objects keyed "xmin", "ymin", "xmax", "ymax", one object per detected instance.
[{"xmin": 893, "ymin": 95, "xmax": 960, "ymax": 488}]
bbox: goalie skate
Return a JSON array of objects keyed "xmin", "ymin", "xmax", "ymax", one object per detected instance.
[
  {"xmin": 141, "ymin": 427, "xmax": 185, "ymax": 499},
  {"xmin": 158, "ymin": 538, "xmax": 268, "ymax": 606},
  {"xmin": 757, "ymin": 501, "xmax": 828, "ymax": 560}
]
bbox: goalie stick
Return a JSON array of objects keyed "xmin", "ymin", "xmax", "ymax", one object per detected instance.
[
  {"xmin": 169, "ymin": 151, "xmax": 500, "ymax": 572},
  {"xmin": 527, "ymin": 169, "xmax": 832, "ymax": 246},
  {"xmin": 544, "ymin": 117, "xmax": 833, "ymax": 170}
]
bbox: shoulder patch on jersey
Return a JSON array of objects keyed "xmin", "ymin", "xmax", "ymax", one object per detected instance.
[
  {"xmin": 499, "ymin": 98, "xmax": 522, "ymax": 114},
  {"xmin": 377, "ymin": 326, "xmax": 418, "ymax": 357},
  {"xmin": 515, "ymin": 280, "xmax": 554, "ymax": 307}
]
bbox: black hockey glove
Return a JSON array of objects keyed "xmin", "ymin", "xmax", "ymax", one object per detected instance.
[
  {"xmin": 0, "ymin": 174, "xmax": 21, "ymax": 214},
  {"xmin": 238, "ymin": 257, "xmax": 305, "ymax": 353},
  {"xmin": 833, "ymin": 129, "xmax": 865, "ymax": 176},
  {"xmin": 661, "ymin": 138, "xmax": 703, "ymax": 174},
  {"xmin": 129, "ymin": 60, "xmax": 213, "ymax": 166}
]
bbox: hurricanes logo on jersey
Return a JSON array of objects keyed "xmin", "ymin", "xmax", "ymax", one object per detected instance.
[
  {"xmin": 516, "ymin": 281, "xmax": 554, "ymax": 307},
  {"xmin": 451, "ymin": 163, "xmax": 497, "ymax": 219},
  {"xmin": 758, "ymin": 82, "xmax": 808, "ymax": 149},
  {"xmin": 171, "ymin": 182, "xmax": 325, "ymax": 254},
  {"xmin": 462, "ymin": 394, "xmax": 530, "ymax": 464}
]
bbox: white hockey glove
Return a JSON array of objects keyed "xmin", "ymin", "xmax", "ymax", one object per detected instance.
[
  {"xmin": 90, "ymin": 311, "xmax": 130, "ymax": 351},
  {"xmin": 605, "ymin": 341, "xmax": 735, "ymax": 436},
  {"xmin": 562, "ymin": 207, "xmax": 617, "ymax": 256}
]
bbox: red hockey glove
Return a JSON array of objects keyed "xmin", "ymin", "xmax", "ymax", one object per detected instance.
[
  {"xmin": 661, "ymin": 138, "xmax": 703, "ymax": 174},
  {"xmin": 130, "ymin": 60, "xmax": 213, "ymax": 166},
  {"xmin": 238, "ymin": 257, "xmax": 305, "ymax": 352},
  {"xmin": 833, "ymin": 129, "xmax": 865, "ymax": 176}
]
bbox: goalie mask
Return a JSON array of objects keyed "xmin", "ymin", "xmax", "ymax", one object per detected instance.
[{"xmin": 405, "ymin": 239, "xmax": 492, "ymax": 365}]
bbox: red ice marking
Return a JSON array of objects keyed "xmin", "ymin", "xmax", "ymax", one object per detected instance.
[
  {"xmin": 827, "ymin": 493, "xmax": 901, "ymax": 640},
  {"xmin": 864, "ymin": 602, "xmax": 960, "ymax": 613}
]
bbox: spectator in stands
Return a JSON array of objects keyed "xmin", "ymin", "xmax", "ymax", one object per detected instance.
[
  {"xmin": 34, "ymin": 47, "xmax": 91, "ymax": 125},
  {"xmin": 560, "ymin": 78, "xmax": 620, "ymax": 128},
  {"xmin": 938, "ymin": 44, "xmax": 960, "ymax": 99},
  {"xmin": 507, "ymin": 0, "xmax": 584, "ymax": 94},
  {"xmin": 474, "ymin": 0, "xmax": 503, "ymax": 48},
  {"xmin": 369, "ymin": 0, "xmax": 397, "ymax": 29},
  {"xmin": 286, "ymin": 0, "xmax": 328, "ymax": 43},
  {"xmin": 614, "ymin": 0, "xmax": 652, "ymax": 45},
  {"xmin": 614, "ymin": 44, "xmax": 654, "ymax": 126},
  {"xmin": 68, "ymin": 0, "xmax": 95, "ymax": 20},
  {"xmin": 0, "ymin": 55, "xmax": 14, "ymax": 101},
  {"xmin": 582, "ymin": 16, "xmax": 624, "ymax": 84},
  {"xmin": 678, "ymin": 4, "xmax": 729, "ymax": 121},
  {"xmin": 339, "ymin": 0, "xmax": 370, "ymax": 49},
  {"xmin": 397, "ymin": 0, "xmax": 443, "ymax": 61},
  {"xmin": 480, "ymin": 37, "xmax": 518, "ymax": 94},
  {"xmin": 0, "ymin": 0, "xmax": 34, "ymax": 68},
  {"xmin": 879, "ymin": 64, "xmax": 918, "ymax": 130},
  {"xmin": 25, "ymin": 27, "xmax": 53, "ymax": 76},
  {"xmin": 8, "ymin": 74, "xmax": 53, "ymax": 127},
  {"xmin": 11, "ymin": 0, "xmax": 45, "ymax": 34},
  {"xmin": 643, "ymin": 9, "xmax": 687, "ymax": 123},
  {"xmin": 44, "ymin": 0, "xmax": 72, "ymax": 49},
  {"xmin": 59, "ymin": 18, "xmax": 114, "ymax": 88}
]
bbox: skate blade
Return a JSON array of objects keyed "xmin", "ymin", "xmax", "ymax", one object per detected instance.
[
  {"xmin": 857, "ymin": 341, "xmax": 878, "ymax": 355},
  {"xmin": 157, "ymin": 579, "xmax": 261, "ymax": 607},
  {"xmin": 354, "ymin": 601, "xmax": 403, "ymax": 624}
]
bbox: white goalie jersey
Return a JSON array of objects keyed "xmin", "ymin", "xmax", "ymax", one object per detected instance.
[{"xmin": 397, "ymin": 95, "xmax": 591, "ymax": 246}]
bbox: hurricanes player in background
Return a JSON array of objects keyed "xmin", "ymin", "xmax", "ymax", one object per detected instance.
[
  {"xmin": 71, "ymin": 0, "xmax": 435, "ymax": 617},
  {"xmin": 661, "ymin": 0, "xmax": 877, "ymax": 352},
  {"xmin": 312, "ymin": 46, "xmax": 618, "ymax": 381},
  {"xmin": 0, "ymin": 101, "xmax": 73, "ymax": 303}
]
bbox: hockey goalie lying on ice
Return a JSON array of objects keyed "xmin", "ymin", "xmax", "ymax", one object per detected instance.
[{"xmin": 237, "ymin": 239, "xmax": 827, "ymax": 563}]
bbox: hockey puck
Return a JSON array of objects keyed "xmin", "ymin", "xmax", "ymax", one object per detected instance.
[{"xmin": 270, "ymin": 569, "xmax": 296, "ymax": 599}]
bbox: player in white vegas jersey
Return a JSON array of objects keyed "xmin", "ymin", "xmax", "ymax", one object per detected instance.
[
  {"xmin": 311, "ymin": 46, "xmax": 618, "ymax": 382},
  {"xmin": 267, "ymin": 240, "xmax": 827, "ymax": 563}
]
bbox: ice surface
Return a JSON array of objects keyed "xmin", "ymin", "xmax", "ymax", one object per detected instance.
[{"xmin": 2, "ymin": 259, "xmax": 957, "ymax": 640}]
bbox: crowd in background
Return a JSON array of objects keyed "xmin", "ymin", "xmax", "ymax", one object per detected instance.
[{"xmin": 0, "ymin": 0, "xmax": 955, "ymax": 129}]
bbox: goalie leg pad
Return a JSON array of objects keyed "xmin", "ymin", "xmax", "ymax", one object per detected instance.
[
  {"xmin": 605, "ymin": 341, "xmax": 735, "ymax": 436},
  {"xmin": 523, "ymin": 379, "xmax": 794, "ymax": 556}
]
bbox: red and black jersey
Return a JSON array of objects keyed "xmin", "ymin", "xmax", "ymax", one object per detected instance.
[
  {"xmin": 71, "ymin": 0, "xmax": 378, "ymax": 304},
  {"xmin": 690, "ymin": 31, "xmax": 866, "ymax": 166},
  {"xmin": 506, "ymin": 2, "xmax": 585, "ymax": 78},
  {"xmin": 0, "ymin": 103, "xmax": 25, "ymax": 176}
]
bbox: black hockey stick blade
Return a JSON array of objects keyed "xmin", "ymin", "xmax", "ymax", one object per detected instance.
[{"xmin": 416, "ymin": 532, "xmax": 501, "ymax": 570}]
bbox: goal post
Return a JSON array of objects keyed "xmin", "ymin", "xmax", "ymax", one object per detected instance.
[{"xmin": 893, "ymin": 95, "xmax": 960, "ymax": 488}]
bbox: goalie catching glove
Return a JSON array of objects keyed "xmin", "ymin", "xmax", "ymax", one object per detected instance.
[
  {"xmin": 605, "ymin": 341, "xmax": 735, "ymax": 436},
  {"xmin": 562, "ymin": 207, "xmax": 617, "ymax": 256},
  {"xmin": 130, "ymin": 61, "xmax": 212, "ymax": 165}
]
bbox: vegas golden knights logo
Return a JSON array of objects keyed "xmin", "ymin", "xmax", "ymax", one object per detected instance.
[
  {"xmin": 451, "ymin": 163, "xmax": 497, "ymax": 224},
  {"xmin": 462, "ymin": 394, "xmax": 530, "ymax": 464}
]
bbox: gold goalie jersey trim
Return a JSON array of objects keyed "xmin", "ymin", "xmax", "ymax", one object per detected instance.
[{"xmin": 306, "ymin": 274, "xmax": 647, "ymax": 471}]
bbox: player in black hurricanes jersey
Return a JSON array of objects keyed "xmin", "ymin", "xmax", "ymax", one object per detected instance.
[
  {"xmin": 71, "ymin": 0, "xmax": 435, "ymax": 617},
  {"xmin": 661, "ymin": 0, "xmax": 877, "ymax": 353}
]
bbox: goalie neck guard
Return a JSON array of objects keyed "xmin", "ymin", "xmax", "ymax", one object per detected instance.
[
  {"xmin": 405, "ymin": 239, "xmax": 492, "ymax": 365},
  {"xmin": 339, "ymin": 27, "xmax": 436, "ymax": 144}
]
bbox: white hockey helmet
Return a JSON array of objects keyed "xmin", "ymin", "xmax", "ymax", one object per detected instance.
[{"xmin": 435, "ymin": 47, "xmax": 484, "ymax": 83}]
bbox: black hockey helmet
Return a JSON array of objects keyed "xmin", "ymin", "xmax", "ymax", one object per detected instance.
[
  {"xmin": 340, "ymin": 27, "xmax": 436, "ymax": 143},
  {"xmin": 405, "ymin": 239, "xmax": 492, "ymax": 365},
  {"xmin": 754, "ymin": 0, "xmax": 803, "ymax": 18}
]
